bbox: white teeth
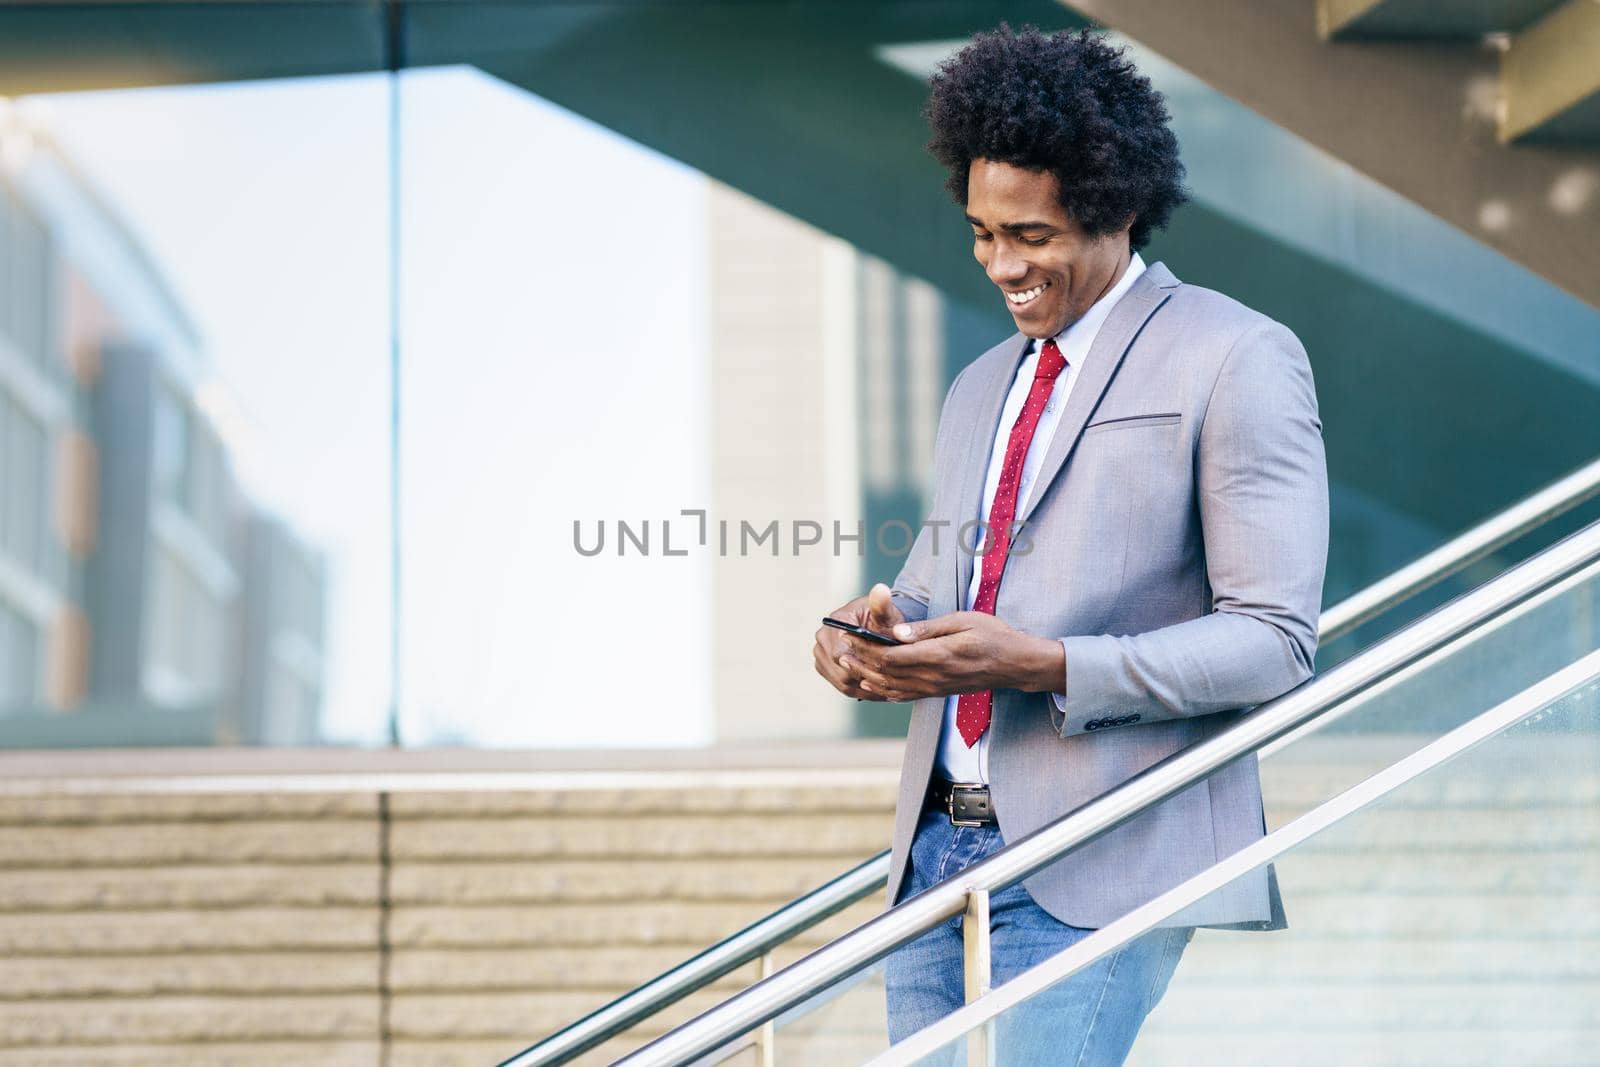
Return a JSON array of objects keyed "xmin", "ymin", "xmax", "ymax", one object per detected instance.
[{"xmin": 1006, "ymin": 282, "xmax": 1049, "ymax": 305}]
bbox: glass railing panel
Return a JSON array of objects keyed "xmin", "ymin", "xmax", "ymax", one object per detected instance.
[
  {"xmin": 764, "ymin": 962, "xmax": 891, "ymax": 1065},
  {"xmin": 680, "ymin": 917, "xmax": 893, "ymax": 1067},
  {"xmin": 906, "ymin": 664, "xmax": 1600, "ymax": 1067},
  {"xmin": 1262, "ymin": 556, "xmax": 1600, "ymax": 822}
]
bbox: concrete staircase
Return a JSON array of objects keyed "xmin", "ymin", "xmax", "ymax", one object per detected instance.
[{"xmin": 0, "ymin": 730, "xmax": 1594, "ymax": 1066}]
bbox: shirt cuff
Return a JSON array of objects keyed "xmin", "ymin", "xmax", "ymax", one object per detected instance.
[{"xmin": 1049, "ymin": 636, "xmax": 1070, "ymax": 714}]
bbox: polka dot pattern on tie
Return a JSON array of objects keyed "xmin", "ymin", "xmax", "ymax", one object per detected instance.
[{"xmin": 956, "ymin": 338, "xmax": 1068, "ymax": 748}]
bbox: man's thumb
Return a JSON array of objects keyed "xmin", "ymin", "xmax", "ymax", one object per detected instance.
[
  {"xmin": 892, "ymin": 613, "xmax": 957, "ymax": 643},
  {"xmin": 866, "ymin": 582, "xmax": 900, "ymax": 627}
]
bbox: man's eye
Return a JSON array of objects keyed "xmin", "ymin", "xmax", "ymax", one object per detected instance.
[
  {"xmin": 1022, "ymin": 235, "xmax": 1050, "ymax": 247},
  {"xmin": 973, "ymin": 232, "xmax": 994, "ymax": 242}
]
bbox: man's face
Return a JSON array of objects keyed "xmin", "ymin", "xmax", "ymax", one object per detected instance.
[{"xmin": 965, "ymin": 159, "xmax": 1132, "ymax": 339}]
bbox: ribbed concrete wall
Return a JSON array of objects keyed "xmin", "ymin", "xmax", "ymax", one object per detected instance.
[
  {"xmin": 0, "ymin": 789, "xmax": 383, "ymax": 1065},
  {"xmin": 382, "ymin": 785, "xmax": 894, "ymax": 1066},
  {"xmin": 0, "ymin": 747, "xmax": 900, "ymax": 1066}
]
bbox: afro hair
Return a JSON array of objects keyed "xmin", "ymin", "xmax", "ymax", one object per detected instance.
[{"xmin": 925, "ymin": 25, "xmax": 1188, "ymax": 252}]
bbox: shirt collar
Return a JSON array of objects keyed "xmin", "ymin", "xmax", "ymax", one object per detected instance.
[{"xmin": 1031, "ymin": 251, "xmax": 1148, "ymax": 356}]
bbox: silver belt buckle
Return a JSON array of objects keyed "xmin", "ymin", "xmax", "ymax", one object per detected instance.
[{"xmin": 946, "ymin": 782, "xmax": 989, "ymax": 827}]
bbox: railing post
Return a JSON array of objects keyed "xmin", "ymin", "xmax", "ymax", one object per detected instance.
[
  {"xmin": 754, "ymin": 951, "xmax": 776, "ymax": 1067},
  {"xmin": 962, "ymin": 889, "xmax": 994, "ymax": 1067}
]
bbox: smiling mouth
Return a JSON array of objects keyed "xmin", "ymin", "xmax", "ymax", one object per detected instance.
[{"xmin": 1005, "ymin": 281, "xmax": 1050, "ymax": 307}]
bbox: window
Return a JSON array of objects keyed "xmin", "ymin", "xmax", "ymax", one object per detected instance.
[
  {"xmin": 0, "ymin": 394, "xmax": 9, "ymax": 562},
  {"xmin": 0, "ymin": 184, "xmax": 13, "ymax": 352},
  {"xmin": 2, "ymin": 189, "xmax": 52, "ymax": 371},
  {"xmin": 0, "ymin": 599, "xmax": 39, "ymax": 709},
  {"xmin": 0, "ymin": 392, "xmax": 47, "ymax": 575},
  {"xmin": 150, "ymin": 383, "xmax": 187, "ymax": 507},
  {"xmin": 185, "ymin": 420, "xmax": 229, "ymax": 546}
]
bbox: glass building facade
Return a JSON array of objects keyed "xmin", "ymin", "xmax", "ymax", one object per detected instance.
[{"xmin": 0, "ymin": 1, "xmax": 1594, "ymax": 749}]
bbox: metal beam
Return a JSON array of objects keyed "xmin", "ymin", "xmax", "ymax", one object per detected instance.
[
  {"xmin": 1501, "ymin": 0, "xmax": 1600, "ymax": 141},
  {"xmin": 1318, "ymin": 0, "xmax": 1568, "ymax": 39},
  {"xmin": 1317, "ymin": 0, "xmax": 1389, "ymax": 40}
]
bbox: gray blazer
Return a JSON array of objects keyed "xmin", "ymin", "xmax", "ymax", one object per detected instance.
[{"xmin": 887, "ymin": 261, "xmax": 1327, "ymax": 930}]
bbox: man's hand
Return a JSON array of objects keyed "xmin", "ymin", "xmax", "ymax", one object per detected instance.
[
  {"xmin": 843, "ymin": 611, "xmax": 1066, "ymax": 703},
  {"xmin": 814, "ymin": 583, "xmax": 906, "ymax": 700}
]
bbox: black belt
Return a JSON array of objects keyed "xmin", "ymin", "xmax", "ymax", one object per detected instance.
[{"xmin": 925, "ymin": 779, "xmax": 998, "ymax": 827}]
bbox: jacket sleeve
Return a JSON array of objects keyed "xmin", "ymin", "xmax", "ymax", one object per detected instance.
[
  {"xmin": 1050, "ymin": 320, "xmax": 1329, "ymax": 738},
  {"xmin": 889, "ymin": 365, "xmax": 973, "ymax": 625}
]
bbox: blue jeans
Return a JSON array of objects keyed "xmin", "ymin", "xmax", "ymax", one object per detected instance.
[{"xmin": 885, "ymin": 810, "xmax": 1191, "ymax": 1066}]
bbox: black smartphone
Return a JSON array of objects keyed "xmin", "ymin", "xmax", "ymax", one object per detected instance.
[{"xmin": 821, "ymin": 616, "xmax": 903, "ymax": 645}]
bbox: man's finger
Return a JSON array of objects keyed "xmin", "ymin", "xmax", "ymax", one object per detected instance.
[
  {"xmin": 815, "ymin": 642, "xmax": 869, "ymax": 699},
  {"xmin": 875, "ymin": 641, "xmax": 947, "ymax": 671},
  {"xmin": 839, "ymin": 652, "xmax": 898, "ymax": 697},
  {"xmin": 837, "ymin": 650, "xmax": 891, "ymax": 695},
  {"xmin": 847, "ymin": 653, "xmax": 933, "ymax": 702},
  {"xmin": 839, "ymin": 653, "xmax": 892, "ymax": 700}
]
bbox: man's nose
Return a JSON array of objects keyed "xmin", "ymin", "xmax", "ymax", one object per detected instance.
[{"xmin": 987, "ymin": 246, "xmax": 1028, "ymax": 286}]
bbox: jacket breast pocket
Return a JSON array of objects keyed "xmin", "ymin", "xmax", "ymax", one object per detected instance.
[
  {"xmin": 1082, "ymin": 412, "xmax": 1182, "ymax": 434},
  {"xmin": 1075, "ymin": 410, "xmax": 1188, "ymax": 515}
]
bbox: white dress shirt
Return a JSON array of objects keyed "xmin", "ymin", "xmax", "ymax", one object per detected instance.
[{"xmin": 934, "ymin": 253, "xmax": 1147, "ymax": 785}]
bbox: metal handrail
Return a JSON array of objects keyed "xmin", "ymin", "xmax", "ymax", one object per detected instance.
[
  {"xmin": 1317, "ymin": 455, "xmax": 1600, "ymax": 639},
  {"xmin": 872, "ymin": 647, "xmax": 1600, "ymax": 1064},
  {"xmin": 614, "ymin": 517, "xmax": 1600, "ymax": 1066},
  {"xmin": 503, "ymin": 455, "xmax": 1600, "ymax": 1067}
]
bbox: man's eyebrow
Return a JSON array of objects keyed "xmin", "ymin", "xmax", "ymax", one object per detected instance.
[{"xmin": 964, "ymin": 215, "xmax": 1056, "ymax": 233}]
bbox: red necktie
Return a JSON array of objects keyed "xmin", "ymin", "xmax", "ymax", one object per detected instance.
[{"xmin": 956, "ymin": 338, "xmax": 1068, "ymax": 747}]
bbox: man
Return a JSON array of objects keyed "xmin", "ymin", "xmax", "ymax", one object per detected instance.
[{"xmin": 812, "ymin": 26, "xmax": 1328, "ymax": 1065}]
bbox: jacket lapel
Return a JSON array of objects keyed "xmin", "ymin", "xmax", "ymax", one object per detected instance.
[
  {"xmin": 1013, "ymin": 262, "xmax": 1178, "ymax": 531},
  {"xmin": 949, "ymin": 262, "xmax": 1181, "ymax": 607}
]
